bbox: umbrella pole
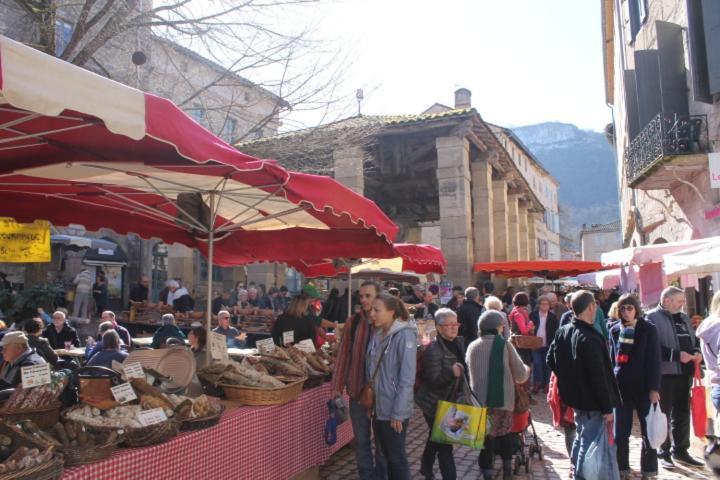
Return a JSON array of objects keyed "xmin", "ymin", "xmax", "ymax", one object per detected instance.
[
  {"xmin": 348, "ymin": 270, "xmax": 352, "ymax": 318},
  {"xmin": 206, "ymin": 192, "xmax": 216, "ymax": 365}
]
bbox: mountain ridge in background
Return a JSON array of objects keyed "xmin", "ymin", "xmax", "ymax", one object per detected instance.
[{"xmin": 512, "ymin": 122, "xmax": 620, "ymax": 247}]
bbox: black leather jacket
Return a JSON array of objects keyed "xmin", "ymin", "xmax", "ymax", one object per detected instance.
[{"xmin": 415, "ymin": 336, "xmax": 466, "ymax": 417}]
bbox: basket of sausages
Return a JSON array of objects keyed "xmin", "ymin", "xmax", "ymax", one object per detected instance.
[{"xmin": 0, "ymin": 422, "xmax": 63, "ymax": 480}]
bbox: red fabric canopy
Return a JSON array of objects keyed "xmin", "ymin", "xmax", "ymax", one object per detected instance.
[
  {"xmin": 473, "ymin": 260, "xmax": 603, "ymax": 279},
  {"xmin": 0, "ymin": 36, "xmax": 398, "ymax": 265},
  {"xmin": 292, "ymin": 243, "xmax": 447, "ymax": 277}
]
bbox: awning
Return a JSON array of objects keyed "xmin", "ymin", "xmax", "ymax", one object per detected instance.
[
  {"xmin": 577, "ymin": 269, "xmax": 622, "ymax": 289},
  {"xmin": 473, "ymin": 260, "xmax": 603, "ymax": 279},
  {"xmin": 601, "ymin": 237, "xmax": 720, "ymax": 267},
  {"xmin": 663, "ymin": 239, "xmax": 720, "ymax": 276},
  {"xmin": 83, "ymin": 240, "xmax": 128, "ymax": 267},
  {"xmin": 51, "ymin": 234, "xmax": 116, "ymax": 250}
]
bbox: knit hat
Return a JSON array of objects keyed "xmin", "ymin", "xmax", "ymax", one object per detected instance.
[{"xmin": 479, "ymin": 310, "xmax": 504, "ymax": 331}]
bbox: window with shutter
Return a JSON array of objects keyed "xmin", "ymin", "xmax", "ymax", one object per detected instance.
[
  {"xmin": 656, "ymin": 21, "xmax": 689, "ymax": 116},
  {"xmin": 629, "ymin": 0, "xmax": 649, "ymax": 42},
  {"xmin": 634, "ymin": 50, "xmax": 662, "ymax": 127},
  {"xmin": 624, "ymin": 70, "xmax": 641, "ymax": 139},
  {"xmin": 687, "ymin": 0, "xmax": 712, "ymax": 103},
  {"xmin": 702, "ymin": 0, "xmax": 720, "ymax": 94}
]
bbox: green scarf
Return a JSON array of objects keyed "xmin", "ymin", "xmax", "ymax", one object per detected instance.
[{"xmin": 485, "ymin": 330, "xmax": 506, "ymax": 408}]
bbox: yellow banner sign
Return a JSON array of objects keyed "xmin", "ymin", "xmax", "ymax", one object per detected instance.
[{"xmin": 0, "ymin": 218, "xmax": 51, "ymax": 262}]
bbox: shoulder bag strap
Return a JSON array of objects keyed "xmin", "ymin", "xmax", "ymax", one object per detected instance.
[{"xmin": 369, "ymin": 336, "xmax": 391, "ymax": 381}]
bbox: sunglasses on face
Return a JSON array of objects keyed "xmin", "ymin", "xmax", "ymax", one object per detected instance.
[{"xmin": 620, "ymin": 305, "xmax": 635, "ymax": 311}]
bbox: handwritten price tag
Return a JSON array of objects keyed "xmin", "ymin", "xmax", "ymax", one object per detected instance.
[
  {"xmin": 123, "ymin": 362, "xmax": 145, "ymax": 379},
  {"xmin": 209, "ymin": 332, "xmax": 229, "ymax": 361},
  {"xmin": 21, "ymin": 364, "xmax": 51, "ymax": 389},
  {"xmin": 256, "ymin": 338, "xmax": 275, "ymax": 355},
  {"xmin": 296, "ymin": 339, "xmax": 316, "ymax": 353},
  {"xmin": 282, "ymin": 330, "xmax": 294, "ymax": 345},
  {"xmin": 111, "ymin": 383, "xmax": 137, "ymax": 404},
  {"xmin": 137, "ymin": 408, "xmax": 168, "ymax": 426}
]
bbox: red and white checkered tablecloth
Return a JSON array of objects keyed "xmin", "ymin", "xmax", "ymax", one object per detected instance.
[{"xmin": 62, "ymin": 383, "xmax": 353, "ymax": 480}]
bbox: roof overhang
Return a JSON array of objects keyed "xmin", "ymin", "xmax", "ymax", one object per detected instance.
[{"xmin": 601, "ymin": 0, "xmax": 615, "ymax": 105}]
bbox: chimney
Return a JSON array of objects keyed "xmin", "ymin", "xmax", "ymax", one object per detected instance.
[{"xmin": 454, "ymin": 88, "xmax": 472, "ymax": 109}]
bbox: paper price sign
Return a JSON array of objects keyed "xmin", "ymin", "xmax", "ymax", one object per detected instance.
[
  {"xmin": 296, "ymin": 339, "xmax": 316, "ymax": 353},
  {"xmin": 123, "ymin": 362, "xmax": 145, "ymax": 379},
  {"xmin": 209, "ymin": 332, "xmax": 229, "ymax": 361},
  {"xmin": 111, "ymin": 383, "xmax": 137, "ymax": 404},
  {"xmin": 282, "ymin": 330, "xmax": 294, "ymax": 345},
  {"xmin": 256, "ymin": 338, "xmax": 275, "ymax": 354},
  {"xmin": 137, "ymin": 408, "xmax": 167, "ymax": 427},
  {"xmin": 21, "ymin": 364, "xmax": 51, "ymax": 389}
]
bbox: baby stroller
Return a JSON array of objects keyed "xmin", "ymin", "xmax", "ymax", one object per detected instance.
[{"xmin": 511, "ymin": 410, "xmax": 543, "ymax": 474}]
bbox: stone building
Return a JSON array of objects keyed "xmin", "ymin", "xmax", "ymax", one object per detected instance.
[
  {"xmin": 0, "ymin": 1, "xmax": 288, "ymax": 302},
  {"xmin": 580, "ymin": 220, "xmax": 622, "ymax": 261},
  {"xmin": 601, "ymin": 0, "xmax": 720, "ymax": 247},
  {"xmin": 241, "ymin": 89, "xmax": 561, "ymax": 287}
]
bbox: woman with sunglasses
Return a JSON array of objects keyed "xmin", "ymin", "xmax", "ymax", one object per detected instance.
[{"xmin": 609, "ymin": 294, "xmax": 661, "ymax": 480}]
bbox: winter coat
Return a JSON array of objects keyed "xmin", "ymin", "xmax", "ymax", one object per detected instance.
[
  {"xmin": 87, "ymin": 349, "xmax": 128, "ymax": 369},
  {"xmin": 42, "ymin": 322, "xmax": 79, "ymax": 350},
  {"xmin": 151, "ymin": 324, "xmax": 186, "ymax": 349},
  {"xmin": 608, "ymin": 317, "xmax": 661, "ymax": 407},
  {"xmin": 366, "ymin": 320, "xmax": 417, "ymax": 421},
  {"xmin": 646, "ymin": 306, "xmax": 699, "ymax": 376},
  {"xmin": 415, "ymin": 336, "xmax": 466, "ymax": 416},
  {"xmin": 457, "ymin": 301, "xmax": 483, "ymax": 344},
  {"xmin": 530, "ymin": 310, "xmax": 559, "ymax": 347},
  {"xmin": 0, "ymin": 348, "xmax": 47, "ymax": 389},
  {"xmin": 697, "ymin": 315, "xmax": 720, "ymax": 386},
  {"xmin": 27, "ymin": 336, "xmax": 59, "ymax": 367},
  {"xmin": 547, "ymin": 317, "xmax": 621, "ymax": 414}
]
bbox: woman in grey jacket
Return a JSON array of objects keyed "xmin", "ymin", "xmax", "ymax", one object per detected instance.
[{"xmin": 366, "ymin": 293, "xmax": 417, "ymax": 480}]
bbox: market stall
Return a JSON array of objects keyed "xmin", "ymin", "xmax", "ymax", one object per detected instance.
[{"xmin": 473, "ymin": 260, "xmax": 603, "ymax": 279}]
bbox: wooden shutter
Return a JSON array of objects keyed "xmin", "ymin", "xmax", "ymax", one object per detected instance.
[
  {"xmin": 687, "ymin": 0, "xmax": 712, "ymax": 103},
  {"xmin": 624, "ymin": 70, "xmax": 641, "ymax": 139},
  {"xmin": 702, "ymin": 0, "xmax": 720, "ymax": 94},
  {"xmin": 656, "ymin": 21, "xmax": 689, "ymax": 115},
  {"xmin": 634, "ymin": 50, "xmax": 662, "ymax": 127}
]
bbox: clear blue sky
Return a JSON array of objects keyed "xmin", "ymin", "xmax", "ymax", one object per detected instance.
[{"xmin": 292, "ymin": 0, "xmax": 611, "ymax": 131}]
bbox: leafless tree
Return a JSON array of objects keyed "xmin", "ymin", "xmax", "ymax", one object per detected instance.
[{"xmin": 8, "ymin": 0, "xmax": 355, "ymax": 142}]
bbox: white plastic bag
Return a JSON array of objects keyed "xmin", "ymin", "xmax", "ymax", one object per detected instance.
[{"xmin": 646, "ymin": 402, "xmax": 668, "ymax": 450}]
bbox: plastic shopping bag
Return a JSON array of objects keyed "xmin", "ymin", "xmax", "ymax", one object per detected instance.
[
  {"xmin": 645, "ymin": 402, "xmax": 667, "ymax": 450},
  {"xmin": 692, "ymin": 362, "xmax": 708, "ymax": 438},
  {"xmin": 581, "ymin": 423, "xmax": 620, "ymax": 480},
  {"xmin": 431, "ymin": 400, "xmax": 488, "ymax": 449}
]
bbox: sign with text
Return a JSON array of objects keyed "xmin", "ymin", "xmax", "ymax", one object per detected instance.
[
  {"xmin": 256, "ymin": 338, "xmax": 275, "ymax": 355},
  {"xmin": 282, "ymin": 330, "xmax": 294, "ymax": 346},
  {"xmin": 209, "ymin": 332, "xmax": 229, "ymax": 361},
  {"xmin": 710, "ymin": 153, "xmax": 720, "ymax": 189},
  {"xmin": 123, "ymin": 362, "xmax": 145, "ymax": 379},
  {"xmin": 21, "ymin": 364, "xmax": 51, "ymax": 389},
  {"xmin": 296, "ymin": 339, "xmax": 316, "ymax": 353},
  {"xmin": 137, "ymin": 408, "xmax": 167, "ymax": 426},
  {"xmin": 0, "ymin": 218, "xmax": 50, "ymax": 263},
  {"xmin": 111, "ymin": 383, "xmax": 137, "ymax": 404}
]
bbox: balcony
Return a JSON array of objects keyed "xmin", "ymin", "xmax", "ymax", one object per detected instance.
[{"xmin": 625, "ymin": 113, "xmax": 709, "ymax": 190}]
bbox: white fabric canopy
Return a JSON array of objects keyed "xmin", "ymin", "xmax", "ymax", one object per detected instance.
[
  {"xmin": 663, "ymin": 239, "xmax": 720, "ymax": 276},
  {"xmin": 601, "ymin": 237, "xmax": 720, "ymax": 267}
]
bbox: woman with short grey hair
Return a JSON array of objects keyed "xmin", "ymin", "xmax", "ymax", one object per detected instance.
[{"xmin": 483, "ymin": 296, "xmax": 510, "ymax": 340}]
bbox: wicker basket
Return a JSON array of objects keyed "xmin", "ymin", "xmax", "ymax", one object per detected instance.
[
  {"xmin": 0, "ymin": 402, "xmax": 61, "ymax": 430},
  {"xmin": 179, "ymin": 406, "xmax": 225, "ymax": 431},
  {"xmin": 219, "ymin": 379, "xmax": 305, "ymax": 406},
  {"xmin": 0, "ymin": 423, "xmax": 63, "ymax": 480},
  {"xmin": 122, "ymin": 419, "xmax": 180, "ymax": 448},
  {"xmin": 58, "ymin": 439, "xmax": 119, "ymax": 467},
  {"xmin": 510, "ymin": 335, "xmax": 544, "ymax": 351}
]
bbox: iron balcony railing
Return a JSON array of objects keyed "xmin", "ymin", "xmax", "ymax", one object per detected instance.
[{"xmin": 625, "ymin": 112, "xmax": 709, "ymax": 184}]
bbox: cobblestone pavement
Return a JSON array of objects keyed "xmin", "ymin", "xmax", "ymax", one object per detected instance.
[{"xmin": 320, "ymin": 395, "xmax": 714, "ymax": 480}]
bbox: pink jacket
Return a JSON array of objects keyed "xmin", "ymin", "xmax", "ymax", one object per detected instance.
[{"xmin": 509, "ymin": 307, "xmax": 534, "ymax": 335}]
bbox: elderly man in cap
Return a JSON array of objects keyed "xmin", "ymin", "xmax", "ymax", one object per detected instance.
[
  {"xmin": 0, "ymin": 331, "xmax": 47, "ymax": 389},
  {"xmin": 151, "ymin": 314, "xmax": 187, "ymax": 349}
]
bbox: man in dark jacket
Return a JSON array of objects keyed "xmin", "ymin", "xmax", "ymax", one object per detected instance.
[
  {"xmin": 530, "ymin": 295, "xmax": 559, "ymax": 392},
  {"xmin": 457, "ymin": 287, "xmax": 483, "ymax": 344},
  {"xmin": 23, "ymin": 317, "xmax": 59, "ymax": 367},
  {"xmin": 547, "ymin": 290, "xmax": 621, "ymax": 479},
  {"xmin": 646, "ymin": 286, "xmax": 703, "ymax": 468},
  {"xmin": 42, "ymin": 311, "xmax": 79, "ymax": 349},
  {"xmin": 0, "ymin": 331, "xmax": 47, "ymax": 389},
  {"xmin": 415, "ymin": 308, "xmax": 465, "ymax": 480},
  {"xmin": 151, "ymin": 314, "xmax": 186, "ymax": 349},
  {"xmin": 100, "ymin": 311, "xmax": 131, "ymax": 347}
]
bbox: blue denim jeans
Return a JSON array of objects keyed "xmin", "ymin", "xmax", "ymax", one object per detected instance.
[
  {"xmin": 373, "ymin": 419, "xmax": 410, "ymax": 480},
  {"xmin": 712, "ymin": 385, "xmax": 720, "ymax": 413},
  {"xmin": 349, "ymin": 399, "xmax": 387, "ymax": 480},
  {"xmin": 572, "ymin": 410, "xmax": 608, "ymax": 480},
  {"xmin": 531, "ymin": 346, "xmax": 551, "ymax": 387}
]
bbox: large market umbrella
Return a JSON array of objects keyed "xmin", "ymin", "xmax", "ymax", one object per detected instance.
[
  {"xmin": 473, "ymin": 260, "xmax": 603, "ymax": 280},
  {"xmin": 0, "ymin": 36, "xmax": 399, "ymax": 354},
  {"xmin": 600, "ymin": 237, "xmax": 720, "ymax": 267}
]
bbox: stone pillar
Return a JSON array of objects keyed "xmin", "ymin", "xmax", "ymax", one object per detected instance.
[
  {"xmin": 167, "ymin": 244, "xmax": 195, "ymax": 286},
  {"xmin": 492, "ymin": 180, "xmax": 509, "ymax": 291},
  {"xmin": 333, "ymin": 146, "xmax": 365, "ymax": 194},
  {"xmin": 436, "ymin": 136, "xmax": 473, "ymax": 287},
  {"xmin": 470, "ymin": 159, "xmax": 494, "ymax": 263},
  {"xmin": 507, "ymin": 194, "xmax": 521, "ymax": 261},
  {"xmin": 518, "ymin": 202, "xmax": 529, "ymax": 260},
  {"xmin": 528, "ymin": 213, "xmax": 538, "ymax": 260}
]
